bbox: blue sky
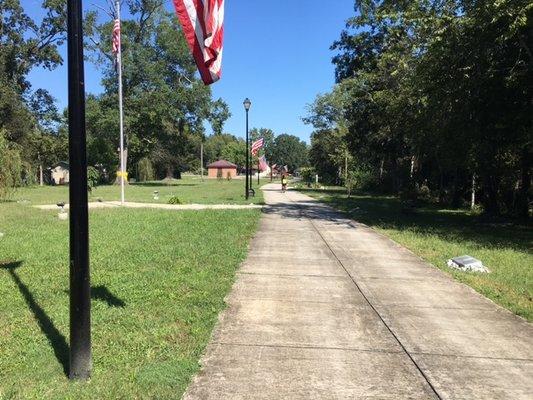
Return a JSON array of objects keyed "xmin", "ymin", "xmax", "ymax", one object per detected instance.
[{"xmin": 26, "ymin": 0, "xmax": 354, "ymax": 143}]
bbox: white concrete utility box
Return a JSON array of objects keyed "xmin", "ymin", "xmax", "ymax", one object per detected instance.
[{"xmin": 447, "ymin": 255, "xmax": 489, "ymax": 273}]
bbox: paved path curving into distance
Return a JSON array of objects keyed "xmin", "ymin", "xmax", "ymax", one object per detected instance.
[{"xmin": 183, "ymin": 183, "xmax": 533, "ymax": 399}]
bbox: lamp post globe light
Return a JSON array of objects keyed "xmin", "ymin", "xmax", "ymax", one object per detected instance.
[{"xmin": 243, "ymin": 98, "xmax": 251, "ymax": 199}]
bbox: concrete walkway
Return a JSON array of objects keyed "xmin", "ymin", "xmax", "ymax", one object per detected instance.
[{"xmin": 183, "ymin": 184, "xmax": 533, "ymax": 399}]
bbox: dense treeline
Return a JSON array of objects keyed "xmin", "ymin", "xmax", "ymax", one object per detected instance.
[
  {"xmin": 306, "ymin": 0, "xmax": 531, "ymax": 217},
  {"xmin": 0, "ymin": 0, "xmax": 231, "ymax": 193},
  {"xmin": 84, "ymin": 0, "xmax": 226, "ymax": 180},
  {"xmin": 0, "ymin": 0, "xmax": 67, "ymax": 194},
  {"xmin": 202, "ymin": 128, "xmax": 308, "ymax": 174}
]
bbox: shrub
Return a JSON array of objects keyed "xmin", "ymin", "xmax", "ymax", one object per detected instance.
[
  {"xmin": 167, "ymin": 196, "xmax": 182, "ymax": 204},
  {"xmin": 0, "ymin": 129, "xmax": 22, "ymax": 201},
  {"xmin": 345, "ymin": 167, "xmax": 376, "ymax": 196},
  {"xmin": 137, "ymin": 157, "xmax": 155, "ymax": 182},
  {"xmin": 400, "ymin": 183, "xmax": 432, "ymax": 205},
  {"xmin": 87, "ymin": 166, "xmax": 99, "ymax": 193},
  {"xmin": 300, "ymin": 167, "xmax": 315, "ymax": 187},
  {"xmin": 21, "ymin": 162, "xmax": 37, "ymax": 186}
]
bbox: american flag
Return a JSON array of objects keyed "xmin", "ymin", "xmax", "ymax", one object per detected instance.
[
  {"xmin": 112, "ymin": 19, "xmax": 121, "ymax": 55},
  {"xmin": 258, "ymin": 155, "xmax": 268, "ymax": 172},
  {"xmin": 251, "ymin": 137, "xmax": 264, "ymax": 156},
  {"xmin": 173, "ymin": 0, "xmax": 224, "ymax": 85}
]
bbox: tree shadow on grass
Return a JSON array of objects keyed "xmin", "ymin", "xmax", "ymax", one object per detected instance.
[
  {"xmin": 131, "ymin": 182, "xmax": 198, "ymax": 187},
  {"xmin": 313, "ymin": 192, "xmax": 532, "ymax": 252},
  {"xmin": 0, "ymin": 260, "xmax": 69, "ymax": 376},
  {"xmin": 296, "ymin": 187, "xmax": 347, "ymax": 196}
]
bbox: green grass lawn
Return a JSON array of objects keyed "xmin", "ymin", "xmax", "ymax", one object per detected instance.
[
  {"xmin": 11, "ymin": 175, "xmax": 268, "ymax": 206},
  {"xmin": 295, "ymin": 186, "xmax": 532, "ymax": 321},
  {"xmin": 0, "ymin": 198, "xmax": 261, "ymax": 398}
]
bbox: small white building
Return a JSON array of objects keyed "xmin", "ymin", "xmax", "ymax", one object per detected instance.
[{"xmin": 51, "ymin": 162, "xmax": 69, "ymax": 185}]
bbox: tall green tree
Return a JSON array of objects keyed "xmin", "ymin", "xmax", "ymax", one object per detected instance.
[
  {"xmin": 84, "ymin": 1, "xmax": 229, "ymax": 179},
  {"xmin": 310, "ymin": 0, "xmax": 532, "ymax": 216},
  {"xmin": 0, "ymin": 0, "xmax": 66, "ymax": 182},
  {"xmin": 271, "ymin": 134, "xmax": 308, "ymax": 172}
]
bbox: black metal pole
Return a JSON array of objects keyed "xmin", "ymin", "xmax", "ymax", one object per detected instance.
[
  {"xmin": 257, "ymin": 156, "xmax": 260, "ymax": 185},
  {"xmin": 249, "ymin": 155, "xmax": 253, "ymax": 192},
  {"xmin": 68, "ymin": 0, "xmax": 91, "ymax": 380},
  {"xmin": 245, "ymin": 109, "xmax": 249, "ymax": 200}
]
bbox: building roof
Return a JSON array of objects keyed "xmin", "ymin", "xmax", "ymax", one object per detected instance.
[
  {"xmin": 52, "ymin": 161, "xmax": 69, "ymax": 169},
  {"xmin": 207, "ymin": 160, "xmax": 237, "ymax": 168}
]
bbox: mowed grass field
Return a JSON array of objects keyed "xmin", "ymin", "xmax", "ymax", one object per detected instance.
[
  {"xmin": 12, "ymin": 175, "xmax": 267, "ymax": 205},
  {"xmin": 0, "ymin": 182, "xmax": 262, "ymax": 398},
  {"xmin": 296, "ymin": 186, "xmax": 532, "ymax": 321}
]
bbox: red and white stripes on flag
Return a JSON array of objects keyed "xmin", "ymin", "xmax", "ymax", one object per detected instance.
[
  {"xmin": 112, "ymin": 19, "xmax": 121, "ymax": 55},
  {"xmin": 251, "ymin": 137, "xmax": 264, "ymax": 156},
  {"xmin": 173, "ymin": 0, "xmax": 224, "ymax": 85},
  {"xmin": 258, "ymin": 155, "xmax": 268, "ymax": 172}
]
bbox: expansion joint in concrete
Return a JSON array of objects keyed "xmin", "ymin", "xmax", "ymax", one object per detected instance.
[{"xmin": 289, "ymin": 199, "xmax": 444, "ymax": 400}]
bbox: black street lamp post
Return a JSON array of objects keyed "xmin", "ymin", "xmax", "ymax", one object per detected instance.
[
  {"xmin": 67, "ymin": 0, "xmax": 91, "ymax": 380},
  {"xmin": 243, "ymin": 98, "xmax": 251, "ymax": 199}
]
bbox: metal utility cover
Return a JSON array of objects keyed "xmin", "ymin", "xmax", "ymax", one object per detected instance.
[{"xmin": 447, "ymin": 255, "xmax": 489, "ymax": 273}]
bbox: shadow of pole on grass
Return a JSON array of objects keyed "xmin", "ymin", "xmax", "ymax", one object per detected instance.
[
  {"xmin": 62, "ymin": 285, "xmax": 126, "ymax": 308},
  {"xmin": 90, "ymin": 285, "xmax": 126, "ymax": 308},
  {"xmin": 1, "ymin": 261, "xmax": 69, "ymax": 376}
]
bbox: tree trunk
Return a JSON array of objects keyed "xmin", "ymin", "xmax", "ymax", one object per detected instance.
[
  {"xmin": 39, "ymin": 164, "xmax": 43, "ymax": 186},
  {"xmin": 345, "ymin": 151, "xmax": 348, "ymax": 183},
  {"xmin": 113, "ymin": 148, "xmax": 129, "ymax": 185},
  {"xmin": 517, "ymin": 149, "xmax": 531, "ymax": 219},
  {"xmin": 481, "ymin": 174, "xmax": 499, "ymax": 216},
  {"xmin": 451, "ymin": 169, "xmax": 461, "ymax": 209},
  {"xmin": 166, "ymin": 165, "xmax": 174, "ymax": 179},
  {"xmin": 391, "ymin": 157, "xmax": 400, "ymax": 193},
  {"xmin": 471, "ymin": 174, "xmax": 476, "ymax": 210}
]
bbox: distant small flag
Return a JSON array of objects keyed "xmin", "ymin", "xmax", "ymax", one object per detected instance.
[
  {"xmin": 251, "ymin": 137, "xmax": 264, "ymax": 156},
  {"xmin": 259, "ymin": 155, "xmax": 268, "ymax": 172},
  {"xmin": 112, "ymin": 19, "xmax": 121, "ymax": 55},
  {"xmin": 173, "ymin": 0, "xmax": 224, "ymax": 85}
]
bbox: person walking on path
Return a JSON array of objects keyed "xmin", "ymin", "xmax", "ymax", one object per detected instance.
[{"xmin": 281, "ymin": 174, "xmax": 288, "ymax": 193}]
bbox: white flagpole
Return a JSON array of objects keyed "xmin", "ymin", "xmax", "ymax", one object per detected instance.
[{"xmin": 116, "ymin": 0, "xmax": 125, "ymax": 204}]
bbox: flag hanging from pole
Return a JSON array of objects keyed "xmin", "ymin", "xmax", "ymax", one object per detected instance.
[
  {"xmin": 112, "ymin": 19, "xmax": 121, "ymax": 55},
  {"xmin": 258, "ymin": 155, "xmax": 268, "ymax": 172},
  {"xmin": 112, "ymin": 18, "xmax": 121, "ymax": 72},
  {"xmin": 173, "ymin": 0, "xmax": 224, "ymax": 85},
  {"xmin": 251, "ymin": 137, "xmax": 264, "ymax": 156}
]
